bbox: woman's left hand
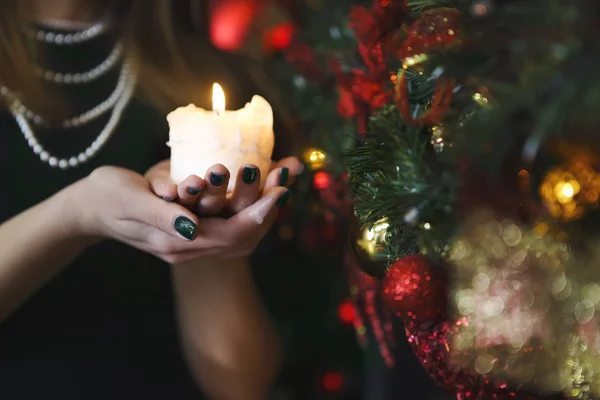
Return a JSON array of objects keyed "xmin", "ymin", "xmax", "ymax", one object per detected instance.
[{"xmin": 146, "ymin": 157, "xmax": 303, "ymax": 216}]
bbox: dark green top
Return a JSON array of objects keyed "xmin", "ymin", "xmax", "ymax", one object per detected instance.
[{"xmin": 0, "ymin": 28, "xmax": 216, "ymax": 400}]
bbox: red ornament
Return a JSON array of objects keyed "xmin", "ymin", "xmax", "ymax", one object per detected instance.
[
  {"xmin": 381, "ymin": 255, "xmax": 447, "ymax": 323},
  {"xmin": 404, "ymin": 319, "xmax": 562, "ymax": 399}
]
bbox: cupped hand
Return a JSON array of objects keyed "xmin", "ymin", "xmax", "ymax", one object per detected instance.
[
  {"xmin": 69, "ymin": 166, "xmax": 292, "ymax": 264},
  {"xmin": 146, "ymin": 157, "xmax": 303, "ymax": 216}
]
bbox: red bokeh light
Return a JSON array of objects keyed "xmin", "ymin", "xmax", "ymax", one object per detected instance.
[
  {"xmin": 209, "ymin": 0, "xmax": 263, "ymax": 51},
  {"xmin": 313, "ymin": 171, "xmax": 331, "ymax": 189},
  {"xmin": 321, "ymin": 371, "xmax": 344, "ymax": 392},
  {"xmin": 264, "ymin": 22, "xmax": 296, "ymax": 51},
  {"xmin": 338, "ymin": 300, "xmax": 357, "ymax": 324}
]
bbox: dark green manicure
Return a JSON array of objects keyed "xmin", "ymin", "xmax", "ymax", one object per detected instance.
[
  {"xmin": 277, "ymin": 190, "xmax": 292, "ymax": 208},
  {"xmin": 242, "ymin": 166, "xmax": 259, "ymax": 184},
  {"xmin": 279, "ymin": 168, "xmax": 289, "ymax": 186},
  {"xmin": 174, "ymin": 216, "xmax": 196, "ymax": 240},
  {"xmin": 210, "ymin": 172, "xmax": 226, "ymax": 187},
  {"xmin": 187, "ymin": 186, "xmax": 203, "ymax": 195}
]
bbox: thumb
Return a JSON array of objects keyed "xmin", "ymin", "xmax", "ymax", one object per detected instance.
[
  {"xmin": 136, "ymin": 194, "xmax": 200, "ymax": 241},
  {"xmin": 226, "ymin": 187, "xmax": 291, "ymax": 236}
]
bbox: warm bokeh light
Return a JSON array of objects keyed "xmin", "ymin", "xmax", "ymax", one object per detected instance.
[
  {"xmin": 321, "ymin": 371, "xmax": 344, "ymax": 392},
  {"xmin": 338, "ymin": 300, "xmax": 357, "ymax": 324},
  {"xmin": 313, "ymin": 171, "xmax": 331, "ymax": 189},
  {"xmin": 304, "ymin": 148, "xmax": 327, "ymax": 169}
]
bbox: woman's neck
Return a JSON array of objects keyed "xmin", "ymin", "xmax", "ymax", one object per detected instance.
[{"xmin": 25, "ymin": 0, "xmax": 105, "ymax": 23}]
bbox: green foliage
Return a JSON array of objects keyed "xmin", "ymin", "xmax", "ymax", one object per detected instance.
[
  {"xmin": 347, "ymin": 101, "xmax": 459, "ymax": 263},
  {"xmin": 276, "ymin": 0, "xmax": 600, "ymax": 268}
]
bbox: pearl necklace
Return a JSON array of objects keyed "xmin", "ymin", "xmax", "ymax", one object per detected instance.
[
  {"xmin": 33, "ymin": 19, "xmax": 110, "ymax": 45},
  {"xmin": 20, "ymin": 58, "xmax": 129, "ymax": 128},
  {"xmin": 38, "ymin": 42, "xmax": 123, "ymax": 84},
  {"xmin": 3, "ymin": 59, "xmax": 138, "ymax": 169}
]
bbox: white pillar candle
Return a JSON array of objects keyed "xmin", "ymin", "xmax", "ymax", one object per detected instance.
[{"xmin": 167, "ymin": 83, "xmax": 275, "ymax": 192}]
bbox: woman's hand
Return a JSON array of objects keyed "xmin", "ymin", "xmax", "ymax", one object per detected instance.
[
  {"xmin": 69, "ymin": 165, "xmax": 292, "ymax": 264},
  {"xmin": 146, "ymin": 158, "xmax": 303, "ymax": 216}
]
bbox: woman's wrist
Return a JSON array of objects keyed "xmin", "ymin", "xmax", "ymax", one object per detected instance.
[{"xmin": 49, "ymin": 179, "xmax": 102, "ymax": 245}]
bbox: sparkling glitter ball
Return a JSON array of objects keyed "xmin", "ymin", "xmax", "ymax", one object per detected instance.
[{"xmin": 381, "ymin": 255, "xmax": 447, "ymax": 323}]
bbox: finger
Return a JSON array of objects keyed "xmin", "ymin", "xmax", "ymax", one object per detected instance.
[
  {"xmin": 228, "ymin": 164, "xmax": 261, "ymax": 213},
  {"xmin": 147, "ymin": 160, "xmax": 178, "ymax": 201},
  {"xmin": 262, "ymin": 167, "xmax": 291, "ymax": 193},
  {"xmin": 264, "ymin": 157, "xmax": 304, "ymax": 192},
  {"xmin": 197, "ymin": 164, "xmax": 230, "ymax": 216},
  {"xmin": 226, "ymin": 187, "xmax": 292, "ymax": 240},
  {"xmin": 177, "ymin": 175, "xmax": 205, "ymax": 210},
  {"xmin": 271, "ymin": 156, "xmax": 304, "ymax": 176},
  {"xmin": 134, "ymin": 194, "xmax": 200, "ymax": 241}
]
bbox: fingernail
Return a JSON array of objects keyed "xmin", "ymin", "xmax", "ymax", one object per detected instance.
[
  {"xmin": 162, "ymin": 196, "xmax": 174, "ymax": 202},
  {"xmin": 242, "ymin": 166, "xmax": 259, "ymax": 184},
  {"xmin": 210, "ymin": 172, "xmax": 226, "ymax": 187},
  {"xmin": 187, "ymin": 185, "xmax": 203, "ymax": 195},
  {"xmin": 277, "ymin": 189, "xmax": 292, "ymax": 208},
  {"xmin": 279, "ymin": 168, "xmax": 289, "ymax": 186},
  {"xmin": 174, "ymin": 216, "xmax": 196, "ymax": 240}
]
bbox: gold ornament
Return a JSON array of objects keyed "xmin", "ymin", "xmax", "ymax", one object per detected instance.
[
  {"xmin": 357, "ymin": 218, "xmax": 389, "ymax": 259},
  {"xmin": 539, "ymin": 161, "xmax": 600, "ymax": 220}
]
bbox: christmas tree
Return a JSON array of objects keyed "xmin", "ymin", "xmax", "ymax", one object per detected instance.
[{"xmin": 271, "ymin": 0, "xmax": 600, "ymax": 398}]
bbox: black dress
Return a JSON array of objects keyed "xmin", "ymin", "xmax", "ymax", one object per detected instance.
[{"xmin": 0, "ymin": 29, "xmax": 222, "ymax": 400}]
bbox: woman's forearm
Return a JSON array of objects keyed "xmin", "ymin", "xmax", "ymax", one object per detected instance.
[
  {"xmin": 0, "ymin": 184, "xmax": 94, "ymax": 320},
  {"xmin": 172, "ymin": 257, "xmax": 282, "ymax": 400}
]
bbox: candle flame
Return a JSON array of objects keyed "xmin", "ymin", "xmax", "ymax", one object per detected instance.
[{"xmin": 212, "ymin": 83, "xmax": 225, "ymax": 114}]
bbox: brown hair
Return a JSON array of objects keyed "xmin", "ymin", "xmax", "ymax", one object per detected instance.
[{"xmin": 0, "ymin": 0, "xmax": 237, "ymax": 118}]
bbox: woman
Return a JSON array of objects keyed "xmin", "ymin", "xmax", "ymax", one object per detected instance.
[{"xmin": 0, "ymin": 0, "xmax": 302, "ymax": 399}]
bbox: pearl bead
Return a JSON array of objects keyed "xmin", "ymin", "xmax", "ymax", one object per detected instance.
[{"xmin": 34, "ymin": 21, "xmax": 109, "ymax": 46}]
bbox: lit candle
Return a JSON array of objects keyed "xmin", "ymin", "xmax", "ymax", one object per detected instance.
[{"xmin": 167, "ymin": 83, "xmax": 275, "ymax": 192}]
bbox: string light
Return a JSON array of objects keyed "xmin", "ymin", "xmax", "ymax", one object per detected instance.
[
  {"xmin": 304, "ymin": 148, "xmax": 327, "ymax": 169},
  {"xmin": 402, "ymin": 53, "xmax": 429, "ymax": 69}
]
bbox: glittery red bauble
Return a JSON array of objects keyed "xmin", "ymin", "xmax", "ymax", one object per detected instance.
[
  {"xmin": 381, "ymin": 255, "xmax": 447, "ymax": 323},
  {"xmin": 404, "ymin": 319, "xmax": 563, "ymax": 400}
]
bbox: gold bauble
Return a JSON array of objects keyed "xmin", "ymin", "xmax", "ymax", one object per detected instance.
[{"xmin": 357, "ymin": 218, "xmax": 389, "ymax": 259}]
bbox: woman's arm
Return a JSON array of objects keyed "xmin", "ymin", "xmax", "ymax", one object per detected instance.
[
  {"xmin": 0, "ymin": 184, "xmax": 95, "ymax": 320},
  {"xmin": 172, "ymin": 257, "xmax": 282, "ymax": 400}
]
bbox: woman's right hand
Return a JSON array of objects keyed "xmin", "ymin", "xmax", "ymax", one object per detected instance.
[{"xmin": 67, "ymin": 165, "xmax": 288, "ymax": 264}]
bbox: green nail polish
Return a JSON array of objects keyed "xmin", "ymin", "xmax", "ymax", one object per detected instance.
[
  {"xmin": 187, "ymin": 186, "xmax": 203, "ymax": 195},
  {"xmin": 242, "ymin": 166, "xmax": 259, "ymax": 184},
  {"xmin": 279, "ymin": 168, "xmax": 289, "ymax": 186},
  {"xmin": 276, "ymin": 190, "xmax": 292, "ymax": 208},
  {"xmin": 210, "ymin": 172, "xmax": 226, "ymax": 187},
  {"xmin": 174, "ymin": 216, "xmax": 196, "ymax": 240}
]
